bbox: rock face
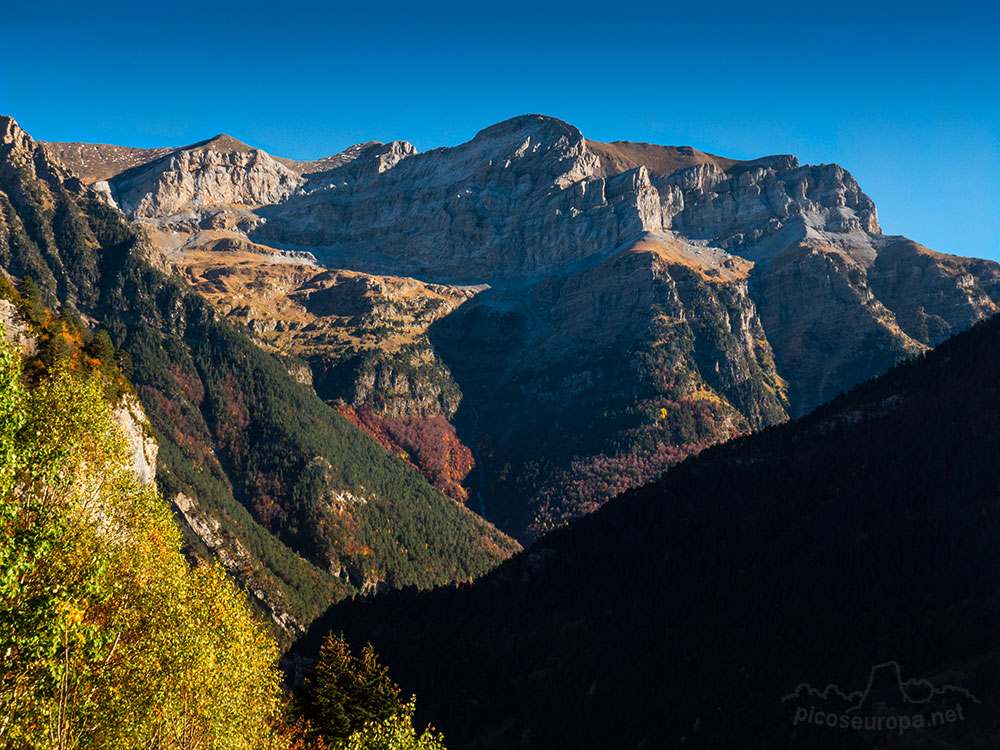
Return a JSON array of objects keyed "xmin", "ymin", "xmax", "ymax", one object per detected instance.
[
  {"xmin": 108, "ymin": 134, "xmax": 303, "ymax": 218},
  {"xmin": 41, "ymin": 113, "xmax": 1000, "ymax": 539},
  {"xmin": 0, "ymin": 298, "xmax": 38, "ymax": 356},
  {"xmin": 662, "ymin": 157, "xmax": 880, "ymax": 254},
  {"xmin": 252, "ymin": 116, "xmax": 660, "ymax": 279},
  {"xmin": 112, "ymin": 394, "xmax": 159, "ymax": 485}
]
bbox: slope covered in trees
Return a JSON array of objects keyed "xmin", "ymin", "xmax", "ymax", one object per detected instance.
[
  {"xmin": 0, "ymin": 311, "xmax": 451, "ymax": 749},
  {"xmin": 300, "ymin": 312, "xmax": 1000, "ymax": 748},
  {"xmin": 0, "ymin": 331, "xmax": 286, "ymax": 748},
  {"xmin": 0, "ymin": 115, "xmax": 518, "ymax": 641}
]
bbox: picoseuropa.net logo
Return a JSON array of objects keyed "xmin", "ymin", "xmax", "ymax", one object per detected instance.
[{"xmin": 782, "ymin": 661, "xmax": 980, "ymax": 735}]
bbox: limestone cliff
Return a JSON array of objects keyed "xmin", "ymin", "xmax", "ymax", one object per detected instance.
[
  {"xmin": 251, "ymin": 116, "xmax": 662, "ymax": 280},
  {"xmin": 107, "ymin": 134, "xmax": 303, "ymax": 218},
  {"xmin": 112, "ymin": 394, "xmax": 159, "ymax": 485}
]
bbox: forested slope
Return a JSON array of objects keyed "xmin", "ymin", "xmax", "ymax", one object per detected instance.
[
  {"xmin": 0, "ymin": 284, "xmax": 450, "ymax": 749},
  {"xmin": 0, "ymin": 308, "xmax": 286, "ymax": 748}
]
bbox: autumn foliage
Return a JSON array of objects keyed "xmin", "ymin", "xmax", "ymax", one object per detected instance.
[
  {"xmin": 0, "ymin": 333, "xmax": 288, "ymax": 748},
  {"xmin": 337, "ymin": 406, "xmax": 474, "ymax": 503}
]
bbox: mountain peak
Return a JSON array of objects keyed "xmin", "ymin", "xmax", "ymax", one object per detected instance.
[
  {"xmin": 183, "ymin": 132, "xmax": 258, "ymax": 154},
  {"xmin": 473, "ymin": 114, "xmax": 584, "ymax": 145},
  {"xmin": 1, "ymin": 114, "xmax": 31, "ymax": 149}
]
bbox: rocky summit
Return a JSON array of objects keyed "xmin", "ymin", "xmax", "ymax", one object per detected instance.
[{"xmin": 41, "ymin": 114, "xmax": 1000, "ymax": 539}]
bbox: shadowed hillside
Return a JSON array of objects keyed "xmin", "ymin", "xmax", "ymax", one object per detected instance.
[{"xmin": 297, "ymin": 311, "xmax": 1000, "ymax": 749}]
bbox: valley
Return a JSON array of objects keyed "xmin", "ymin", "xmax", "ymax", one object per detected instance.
[
  {"xmin": 1, "ymin": 116, "xmax": 519, "ymax": 643},
  {"xmin": 3, "ymin": 5, "xmax": 994, "ymax": 748}
]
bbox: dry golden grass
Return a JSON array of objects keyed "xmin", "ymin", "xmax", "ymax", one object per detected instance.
[
  {"xmin": 40, "ymin": 142, "xmax": 175, "ymax": 183},
  {"xmin": 586, "ymin": 139, "xmax": 740, "ymax": 179},
  {"xmin": 172, "ymin": 248, "xmax": 473, "ymax": 358},
  {"xmin": 628, "ymin": 234, "xmax": 753, "ymax": 281}
]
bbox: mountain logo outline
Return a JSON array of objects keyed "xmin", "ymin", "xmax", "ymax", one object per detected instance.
[{"xmin": 781, "ymin": 661, "xmax": 981, "ymax": 712}]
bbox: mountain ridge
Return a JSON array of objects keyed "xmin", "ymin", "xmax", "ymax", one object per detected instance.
[
  {"xmin": 41, "ymin": 133, "xmax": 400, "ymax": 185},
  {"xmin": 42, "ymin": 114, "xmax": 793, "ymax": 188},
  {"xmin": 32, "ymin": 112, "xmax": 1000, "ymax": 540}
]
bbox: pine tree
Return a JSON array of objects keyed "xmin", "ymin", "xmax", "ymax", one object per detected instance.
[{"xmin": 298, "ymin": 634, "xmax": 402, "ymax": 744}]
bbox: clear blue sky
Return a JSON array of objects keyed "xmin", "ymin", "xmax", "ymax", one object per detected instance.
[{"xmin": 2, "ymin": 0, "xmax": 997, "ymax": 260}]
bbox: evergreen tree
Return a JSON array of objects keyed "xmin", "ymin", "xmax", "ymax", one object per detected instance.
[
  {"xmin": 17, "ymin": 277, "xmax": 46, "ymax": 326},
  {"xmin": 85, "ymin": 328, "xmax": 114, "ymax": 363},
  {"xmin": 298, "ymin": 634, "xmax": 402, "ymax": 745}
]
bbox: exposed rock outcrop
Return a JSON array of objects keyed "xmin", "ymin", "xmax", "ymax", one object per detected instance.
[
  {"xmin": 251, "ymin": 116, "xmax": 662, "ymax": 280},
  {"xmin": 109, "ymin": 135, "xmax": 303, "ymax": 218},
  {"xmin": 113, "ymin": 394, "xmax": 159, "ymax": 485},
  {"xmin": 0, "ymin": 297, "xmax": 38, "ymax": 356},
  {"xmin": 173, "ymin": 492, "xmax": 302, "ymax": 634}
]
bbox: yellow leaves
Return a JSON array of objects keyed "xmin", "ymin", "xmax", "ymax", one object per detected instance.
[
  {"xmin": 684, "ymin": 384, "xmax": 732, "ymax": 410},
  {"xmin": 56, "ymin": 600, "xmax": 85, "ymax": 627},
  {"xmin": 0, "ymin": 335, "xmax": 287, "ymax": 749}
]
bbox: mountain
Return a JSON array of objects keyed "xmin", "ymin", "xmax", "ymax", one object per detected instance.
[
  {"xmin": 295, "ymin": 311, "xmax": 1000, "ymax": 749},
  {"xmin": 1, "ymin": 115, "xmax": 518, "ymax": 642},
  {"xmin": 42, "ymin": 114, "xmax": 1000, "ymax": 539}
]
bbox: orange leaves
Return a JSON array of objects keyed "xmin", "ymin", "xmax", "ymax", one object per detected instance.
[{"xmin": 341, "ymin": 411, "xmax": 475, "ymax": 504}]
